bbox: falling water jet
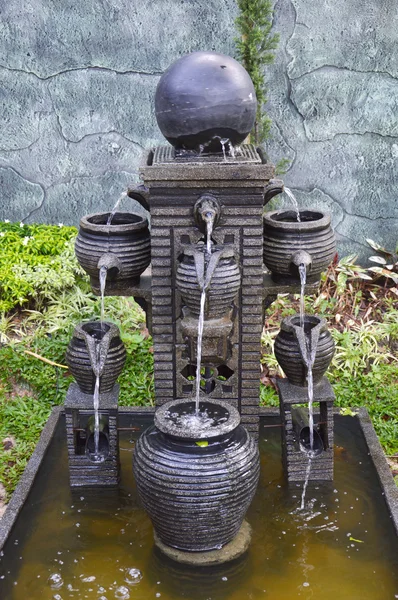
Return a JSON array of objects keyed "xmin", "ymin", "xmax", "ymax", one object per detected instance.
[
  {"xmin": 99, "ymin": 265, "xmax": 108, "ymax": 326},
  {"xmin": 299, "ymin": 263, "xmax": 306, "ymax": 330},
  {"xmin": 220, "ymin": 138, "xmax": 229, "ymax": 161},
  {"xmin": 195, "ymin": 289, "xmax": 207, "ymax": 415},
  {"xmin": 283, "ymin": 187, "xmax": 301, "ymax": 222},
  {"xmin": 205, "ymin": 212, "xmax": 215, "ymax": 254},
  {"xmin": 107, "ymin": 191, "xmax": 128, "ymax": 226},
  {"xmin": 190, "ymin": 244, "xmax": 224, "ymax": 415},
  {"xmin": 292, "ymin": 319, "xmax": 322, "ymax": 509},
  {"xmin": 300, "ymin": 456, "xmax": 313, "ymax": 510},
  {"xmin": 91, "ymin": 350, "xmax": 103, "ymax": 463}
]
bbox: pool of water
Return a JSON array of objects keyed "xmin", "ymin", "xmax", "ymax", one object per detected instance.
[{"xmin": 0, "ymin": 414, "xmax": 397, "ymax": 600}]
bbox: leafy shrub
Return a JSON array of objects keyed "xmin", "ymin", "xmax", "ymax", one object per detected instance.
[{"xmin": 0, "ymin": 221, "xmax": 82, "ymax": 313}]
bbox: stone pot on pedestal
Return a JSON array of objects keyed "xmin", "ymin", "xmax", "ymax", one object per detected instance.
[
  {"xmin": 263, "ymin": 209, "xmax": 336, "ymax": 284},
  {"xmin": 75, "ymin": 212, "xmax": 151, "ymax": 291},
  {"xmin": 66, "ymin": 321, "xmax": 126, "ymax": 394},
  {"xmin": 133, "ymin": 398, "xmax": 259, "ymax": 552},
  {"xmin": 176, "ymin": 245, "xmax": 241, "ymax": 319},
  {"xmin": 274, "ymin": 315, "xmax": 335, "ymax": 387}
]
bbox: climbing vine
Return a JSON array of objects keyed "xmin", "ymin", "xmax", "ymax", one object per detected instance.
[{"xmin": 235, "ymin": 0, "xmax": 279, "ymax": 144}]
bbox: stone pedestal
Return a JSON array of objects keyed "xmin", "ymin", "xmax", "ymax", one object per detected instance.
[
  {"xmin": 64, "ymin": 383, "xmax": 120, "ymax": 487},
  {"xmin": 140, "ymin": 144, "xmax": 274, "ymax": 437},
  {"xmin": 277, "ymin": 377, "xmax": 334, "ymax": 481}
]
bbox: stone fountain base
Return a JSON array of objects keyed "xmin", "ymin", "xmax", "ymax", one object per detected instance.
[{"xmin": 154, "ymin": 520, "xmax": 252, "ymax": 566}]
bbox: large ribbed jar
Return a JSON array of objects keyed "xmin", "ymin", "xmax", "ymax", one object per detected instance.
[
  {"xmin": 263, "ymin": 210, "xmax": 336, "ymax": 284},
  {"xmin": 75, "ymin": 212, "xmax": 151, "ymax": 290},
  {"xmin": 274, "ymin": 315, "xmax": 335, "ymax": 386},
  {"xmin": 133, "ymin": 399, "xmax": 259, "ymax": 552},
  {"xmin": 66, "ymin": 322, "xmax": 126, "ymax": 394},
  {"xmin": 176, "ymin": 246, "xmax": 241, "ymax": 319}
]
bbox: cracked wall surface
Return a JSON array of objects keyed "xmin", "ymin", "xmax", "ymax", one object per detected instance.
[
  {"xmin": 0, "ymin": 0, "xmax": 238, "ymax": 224},
  {"xmin": 264, "ymin": 0, "xmax": 398, "ymax": 259},
  {"xmin": 1, "ymin": 0, "xmax": 396, "ymax": 259}
]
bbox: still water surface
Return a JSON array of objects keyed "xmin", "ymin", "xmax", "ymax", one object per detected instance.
[{"xmin": 0, "ymin": 415, "xmax": 397, "ymax": 600}]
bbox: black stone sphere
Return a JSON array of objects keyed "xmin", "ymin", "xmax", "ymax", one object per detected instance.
[{"xmin": 155, "ymin": 52, "xmax": 257, "ymax": 153}]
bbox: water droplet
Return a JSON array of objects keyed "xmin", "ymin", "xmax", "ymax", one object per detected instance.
[
  {"xmin": 222, "ymin": 576, "xmax": 228, "ymax": 581},
  {"xmin": 303, "ymin": 582, "xmax": 310, "ymax": 587}
]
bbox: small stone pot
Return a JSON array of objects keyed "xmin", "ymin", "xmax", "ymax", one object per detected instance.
[
  {"xmin": 263, "ymin": 209, "xmax": 336, "ymax": 284},
  {"xmin": 176, "ymin": 245, "xmax": 241, "ymax": 319},
  {"xmin": 133, "ymin": 398, "xmax": 259, "ymax": 552},
  {"xmin": 66, "ymin": 321, "xmax": 126, "ymax": 394},
  {"xmin": 75, "ymin": 212, "xmax": 151, "ymax": 291},
  {"xmin": 274, "ymin": 315, "xmax": 335, "ymax": 386}
]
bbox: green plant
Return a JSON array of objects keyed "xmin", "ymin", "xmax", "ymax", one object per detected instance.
[
  {"xmin": 275, "ymin": 158, "xmax": 291, "ymax": 176},
  {"xmin": 0, "ymin": 221, "xmax": 82, "ymax": 314},
  {"xmin": 331, "ymin": 320, "xmax": 396, "ymax": 378},
  {"xmin": 235, "ymin": 0, "xmax": 279, "ymax": 143},
  {"xmin": 367, "ymin": 238, "xmax": 398, "ymax": 285}
]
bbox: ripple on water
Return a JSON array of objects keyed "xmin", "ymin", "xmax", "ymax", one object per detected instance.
[
  {"xmin": 48, "ymin": 573, "xmax": 63, "ymax": 589},
  {"xmin": 124, "ymin": 567, "xmax": 142, "ymax": 585}
]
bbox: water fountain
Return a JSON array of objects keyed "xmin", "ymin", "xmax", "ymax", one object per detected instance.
[{"xmin": 0, "ymin": 51, "xmax": 397, "ymax": 598}]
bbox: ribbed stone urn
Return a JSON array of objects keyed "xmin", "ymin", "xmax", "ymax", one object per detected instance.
[
  {"xmin": 263, "ymin": 209, "xmax": 336, "ymax": 284},
  {"xmin": 133, "ymin": 399, "xmax": 260, "ymax": 552},
  {"xmin": 75, "ymin": 212, "xmax": 151, "ymax": 291},
  {"xmin": 66, "ymin": 321, "xmax": 126, "ymax": 394},
  {"xmin": 274, "ymin": 315, "xmax": 335, "ymax": 386},
  {"xmin": 176, "ymin": 246, "xmax": 241, "ymax": 319}
]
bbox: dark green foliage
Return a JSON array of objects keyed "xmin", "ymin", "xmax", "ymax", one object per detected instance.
[{"xmin": 235, "ymin": 0, "xmax": 279, "ymax": 143}]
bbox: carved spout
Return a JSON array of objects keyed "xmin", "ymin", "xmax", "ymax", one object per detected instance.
[
  {"xmin": 97, "ymin": 253, "xmax": 121, "ymax": 280},
  {"xmin": 78, "ymin": 322, "xmax": 119, "ymax": 378},
  {"xmin": 194, "ymin": 194, "xmax": 221, "ymax": 232},
  {"xmin": 263, "ymin": 179, "xmax": 284, "ymax": 206},
  {"xmin": 192, "ymin": 246, "xmax": 224, "ymax": 291},
  {"xmin": 291, "ymin": 249, "xmax": 312, "ymax": 274},
  {"xmin": 291, "ymin": 317, "xmax": 322, "ymax": 369}
]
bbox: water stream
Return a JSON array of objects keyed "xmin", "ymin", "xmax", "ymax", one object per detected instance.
[
  {"xmin": 300, "ymin": 457, "xmax": 313, "ymax": 510},
  {"xmin": 220, "ymin": 138, "xmax": 228, "ymax": 161},
  {"xmin": 194, "ymin": 213, "xmax": 215, "ymax": 415},
  {"xmin": 99, "ymin": 265, "xmax": 108, "ymax": 326},
  {"xmin": 91, "ymin": 342, "xmax": 103, "ymax": 463},
  {"xmin": 106, "ymin": 191, "xmax": 127, "ymax": 225},
  {"xmin": 284, "ymin": 187, "xmax": 301, "ymax": 222},
  {"xmin": 195, "ymin": 289, "xmax": 207, "ymax": 415},
  {"xmin": 206, "ymin": 216, "xmax": 213, "ymax": 254},
  {"xmin": 297, "ymin": 262, "xmax": 318, "ymax": 509},
  {"xmin": 299, "ymin": 263, "xmax": 306, "ymax": 330}
]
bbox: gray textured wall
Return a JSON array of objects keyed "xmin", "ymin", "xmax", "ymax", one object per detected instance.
[
  {"xmin": 0, "ymin": 0, "xmax": 237, "ymax": 224},
  {"xmin": 265, "ymin": 0, "xmax": 398, "ymax": 259},
  {"xmin": 0, "ymin": 0, "xmax": 397, "ymax": 260}
]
